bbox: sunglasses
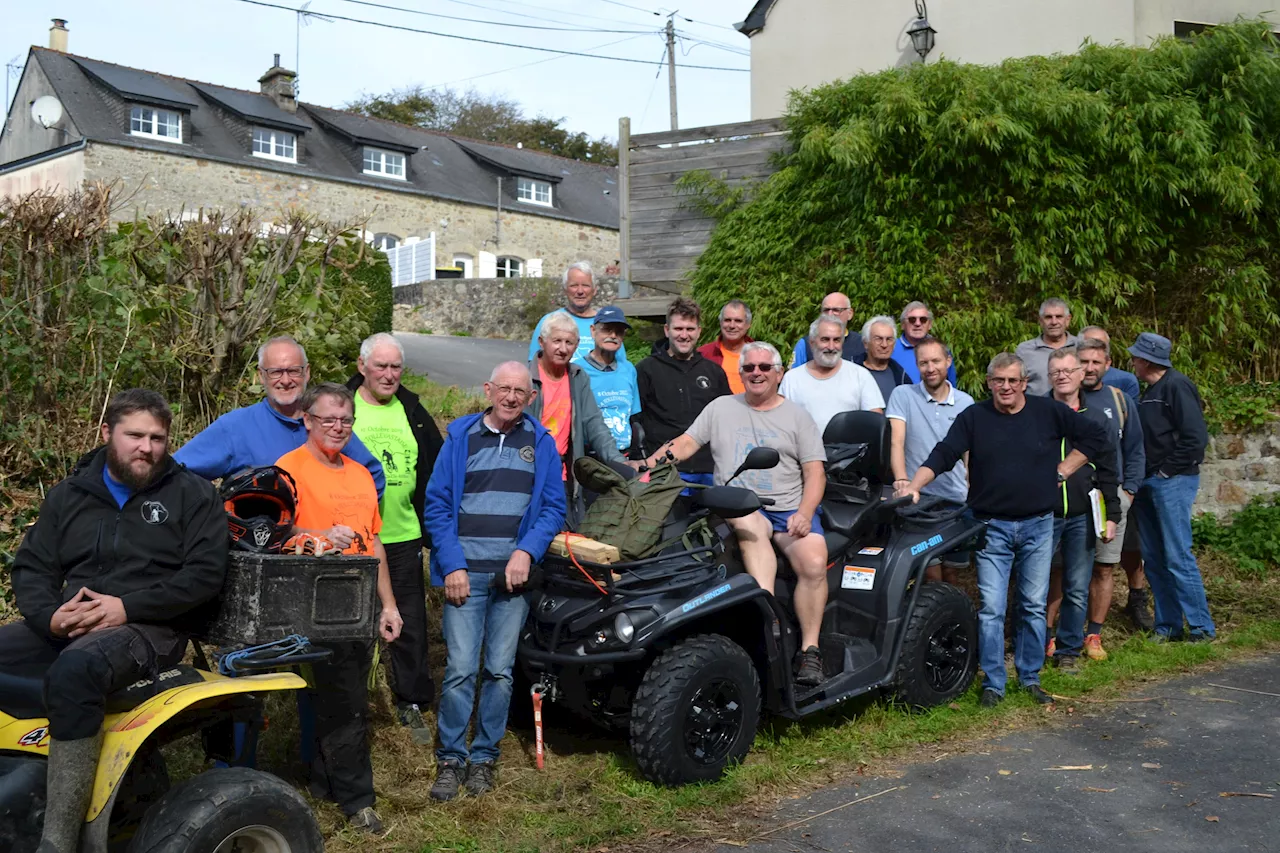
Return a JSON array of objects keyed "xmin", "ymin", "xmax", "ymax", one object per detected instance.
[
  {"xmin": 905, "ymin": 316, "xmax": 930, "ymax": 324},
  {"xmin": 741, "ymin": 363, "xmax": 776, "ymax": 373}
]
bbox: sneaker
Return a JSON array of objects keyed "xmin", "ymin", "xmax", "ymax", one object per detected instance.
[
  {"xmin": 979, "ymin": 688, "xmax": 1003, "ymax": 708},
  {"xmin": 348, "ymin": 806, "xmax": 385, "ymax": 835},
  {"xmin": 1083, "ymin": 633, "xmax": 1108, "ymax": 661},
  {"xmin": 430, "ymin": 761, "xmax": 465, "ymax": 802},
  {"xmin": 1025, "ymin": 684, "xmax": 1056, "ymax": 705},
  {"xmin": 795, "ymin": 646, "xmax": 825, "ymax": 687},
  {"xmin": 1125, "ymin": 589, "xmax": 1155, "ymax": 632},
  {"xmin": 397, "ymin": 701, "xmax": 427, "ymax": 729},
  {"xmin": 1053, "ymin": 654, "xmax": 1081, "ymax": 673},
  {"xmin": 465, "ymin": 761, "xmax": 496, "ymax": 796},
  {"xmin": 1045, "ymin": 637, "xmax": 1056, "ymax": 658},
  {"xmin": 1150, "ymin": 631, "xmax": 1182, "ymax": 645},
  {"xmin": 1186, "ymin": 632, "xmax": 1214, "ymax": 644}
]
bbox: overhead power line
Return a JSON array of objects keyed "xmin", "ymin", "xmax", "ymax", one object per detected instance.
[
  {"xmin": 430, "ymin": 34, "xmax": 650, "ymax": 86},
  {"xmin": 227, "ymin": 0, "xmax": 749, "ymax": 71},
  {"xmin": 333, "ymin": 0, "xmax": 657, "ymax": 33}
]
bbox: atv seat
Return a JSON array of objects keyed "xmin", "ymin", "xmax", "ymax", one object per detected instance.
[
  {"xmin": 0, "ymin": 665, "xmax": 208, "ymax": 721},
  {"xmin": 820, "ymin": 497, "xmax": 882, "ymax": 540}
]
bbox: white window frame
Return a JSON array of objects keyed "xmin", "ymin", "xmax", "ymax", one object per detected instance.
[
  {"xmin": 129, "ymin": 106, "xmax": 182, "ymax": 142},
  {"xmin": 452, "ymin": 254, "xmax": 474, "ymax": 278},
  {"xmin": 496, "ymin": 256, "xmax": 523, "ymax": 278},
  {"xmin": 363, "ymin": 147, "xmax": 406, "ymax": 180},
  {"xmin": 516, "ymin": 176, "xmax": 553, "ymax": 207},
  {"xmin": 252, "ymin": 127, "xmax": 297, "ymax": 162},
  {"xmin": 373, "ymin": 233, "xmax": 400, "ymax": 251}
]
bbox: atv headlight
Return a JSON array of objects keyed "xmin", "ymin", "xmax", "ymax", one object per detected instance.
[{"xmin": 614, "ymin": 613, "xmax": 635, "ymax": 644}]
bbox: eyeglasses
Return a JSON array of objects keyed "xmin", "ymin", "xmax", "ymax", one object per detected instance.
[
  {"xmin": 821, "ymin": 305, "xmax": 851, "ymax": 314},
  {"xmin": 492, "ymin": 385, "xmax": 531, "ymax": 399},
  {"xmin": 741, "ymin": 363, "xmax": 776, "ymax": 373},
  {"xmin": 905, "ymin": 316, "xmax": 930, "ymax": 325},
  {"xmin": 988, "ymin": 377, "xmax": 1025, "ymax": 387},
  {"xmin": 308, "ymin": 413, "xmax": 355, "ymax": 429},
  {"xmin": 1048, "ymin": 367, "xmax": 1083, "ymax": 378},
  {"xmin": 262, "ymin": 366, "xmax": 305, "ymax": 379}
]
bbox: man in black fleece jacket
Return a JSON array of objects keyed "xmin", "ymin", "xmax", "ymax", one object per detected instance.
[
  {"xmin": 1127, "ymin": 332, "xmax": 1215, "ymax": 642},
  {"xmin": 0, "ymin": 389, "xmax": 227, "ymax": 853},
  {"xmin": 898, "ymin": 353, "xmax": 1108, "ymax": 708}
]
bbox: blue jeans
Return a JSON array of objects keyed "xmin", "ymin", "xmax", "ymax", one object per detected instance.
[
  {"xmin": 974, "ymin": 513, "xmax": 1055, "ymax": 695},
  {"xmin": 1133, "ymin": 474, "xmax": 1216, "ymax": 639},
  {"xmin": 437, "ymin": 571, "xmax": 531, "ymax": 765},
  {"xmin": 1052, "ymin": 514, "xmax": 1096, "ymax": 658}
]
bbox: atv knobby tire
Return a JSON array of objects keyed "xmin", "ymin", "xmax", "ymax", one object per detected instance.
[
  {"xmin": 128, "ymin": 767, "xmax": 323, "ymax": 853},
  {"xmin": 893, "ymin": 582, "xmax": 978, "ymax": 708},
  {"xmin": 630, "ymin": 634, "xmax": 760, "ymax": 786}
]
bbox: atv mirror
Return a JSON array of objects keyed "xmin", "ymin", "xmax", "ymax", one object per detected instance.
[
  {"xmin": 695, "ymin": 486, "xmax": 763, "ymax": 518},
  {"xmin": 727, "ymin": 446, "xmax": 780, "ymax": 484}
]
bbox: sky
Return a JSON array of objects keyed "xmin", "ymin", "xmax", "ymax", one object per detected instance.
[{"xmin": 2, "ymin": 0, "xmax": 753, "ymax": 142}]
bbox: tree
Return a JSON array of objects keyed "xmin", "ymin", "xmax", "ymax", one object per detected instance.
[{"xmin": 345, "ymin": 86, "xmax": 618, "ymax": 165}]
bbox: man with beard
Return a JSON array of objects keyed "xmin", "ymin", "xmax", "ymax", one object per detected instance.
[
  {"xmin": 854, "ymin": 315, "xmax": 911, "ymax": 404},
  {"xmin": 790, "ymin": 292, "xmax": 866, "ymax": 367},
  {"xmin": 527, "ymin": 261, "xmax": 626, "ymax": 364},
  {"xmin": 636, "ymin": 297, "xmax": 732, "ymax": 488},
  {"xmin": 0, "ymin": 389, "xmax": 227, "ymax": 853},
  {"xmin": 780, "ymin": 315, "xmax": 884, "ymax": 436},
  {"xmin": 641, "ymin": 342, "xmax": 830, "ymax": 687},
  {"xmin": 887, "ymin": 337, "xmax": 975, "ymax": 583},
  {"xmin": 697, "ymin": 300, "xmax": 755, "ymax": 393},
  {"xmin": 579, "ymin": 306, "xmax": 641, "ymax": 454},
  {"xmin": 274, "ymin": 383, "xmax": 403, "ymax": 835},
  {"xmin": 892, "ymin": 301, "xmax": 958, "ymax": 384},
  {"xmin": 176, "ymin": 335, "xmax": 385, "ymax": 496},
  {"xmin": 1015, "ymin": 297, "xmax": 1079, "ymax": 397}
]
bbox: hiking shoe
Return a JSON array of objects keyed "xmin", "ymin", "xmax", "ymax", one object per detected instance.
[
  {"xmin": 1150, "ymin": 632, "xmax": 1182, "ymax": 645},
  {"xmin": 979, "ymin": 688, "xmax": 1003, "ymax": 708},
  {"xmin": 397, "ymin": 701, "xmax": 427, "ymax": 729},
  {"xmin": 795, "ymin": 646, "xmax": 825, "ymax": 687},
  {"xmin": 1125, "ymin": 589, "xmax": 1155, "ymax": 632},
  {"xmin": 1045, "ymin": 637, "xmax": 1056, "ymax": 658},
  {"xmin": 430, "ymin": 762, "xmax": 465, "ymax": 802},
  {"xmin": 1053, "ymin": 654, "xmax": 1081, "ymax": 673},
  {"xmin": 349, "ymin": 806, "xmax": 385, "ymax": 835},
  {"xmin": 1186, "ymin": 632, "xmax": 1214, "ymax": 644},
  {"xmin": 465, "ymin": 762, "xmax": 496, "ymax": 797},
  {"xmin": 1083, "ymin": 633, "xmax": 1108, "ymax": 661},
  {"xmin": 1025, "ymin": 685, "xmax": 1055, "ymax": 705}
]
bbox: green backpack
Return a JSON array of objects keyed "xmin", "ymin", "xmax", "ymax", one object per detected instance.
[{"xmin": 573, "ymin": 457, "xmax": 688, "ymax": 561}]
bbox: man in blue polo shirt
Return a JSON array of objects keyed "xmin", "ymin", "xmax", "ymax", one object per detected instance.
[
  {"xmin": 175, "ymin": 336, "xmax": 384, "ymax": 496},
  {"xmin": 578, "ymin": 305, "xmax": 641, "ymax": 455},
  {"xmin": 892, "ymin": 301, "xmax": 958, "ymax": 384}
]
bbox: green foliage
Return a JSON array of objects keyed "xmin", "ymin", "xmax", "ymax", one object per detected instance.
[
  {"xmin": 1193, "ymin": 494, "xmax": 1280, "ymax": 578},
  {"xmin": 350, "ymin": 250, "xmax": 393, "ymax": 335},
  {"xmin": 1205, "ymin": 382, "xmax": 1280, "ymax": 433},
  {"xmin": 689, "ymin": 21, "xmax": 1280, "ymax": 396}
]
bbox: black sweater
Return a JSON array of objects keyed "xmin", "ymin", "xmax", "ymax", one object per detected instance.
[
  {"xmin": 11, "ymin": 448, "xmax": 229, "ymax": 640},
  {"xmin": 635, "ymin": 349, "xmax": 731, "ymax": 474},
  {"xmin": 1137, "ymin": 368, "xmax": 1208, "ymax": 478},
  {"xmin": 922, "ymin": 396, "xmax": 1109, "ymax": 520}
]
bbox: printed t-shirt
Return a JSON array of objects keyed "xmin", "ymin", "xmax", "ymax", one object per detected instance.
[
  {"xmin": 686, "ymin": 395, "xmax": 826, "ymax": 512},
  {"xmin": 778, "ymin": 360, "xmax": 885, "ymax": 437},
  {"xmin": 580, "ymin": 353, "xmax": 641, "ymax": 451},
  {"xmin": 352, "ymin": 393, "xmax": 418, "ymax": 544},
  {"xmin": 538, "ymin": 364, "xmax": 573, "ymax": 477},
  {"xmin": 721, "ymin": 345, "xmax": 745, "ymax": 394},
  {"xmin": 276, "ymin": 445, "xmax": 382, "ymax": 555}
]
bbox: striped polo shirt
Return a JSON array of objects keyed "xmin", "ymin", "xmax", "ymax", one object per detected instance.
[{"xmin": 458, "ymin": 414, "xmax": 537, "ymax": 570}]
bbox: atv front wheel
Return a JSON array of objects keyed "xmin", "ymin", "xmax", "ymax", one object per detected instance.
[
  {"xmin": 128, "ymin": 767, "xmax": 322, "ymax": 853},
  {"xmin": 630, "ymin": 634, "xmax": 760, "ymax": 786},
  {"xmin": 893, "ymin": 583, "xmax": 978, "ymax": 708}
]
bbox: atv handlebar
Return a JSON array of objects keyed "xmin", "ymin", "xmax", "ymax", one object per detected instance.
[{"xmin": 879, "ymin": 493, "xmax": 915, "ymax": 511}]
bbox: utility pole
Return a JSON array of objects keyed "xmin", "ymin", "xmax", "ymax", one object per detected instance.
[{"xmin": 665, "ymin": 15, "xmax": 678, "ymax": 131}]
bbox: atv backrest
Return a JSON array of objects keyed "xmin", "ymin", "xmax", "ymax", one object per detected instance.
[{"xmin": 823, "ymin": 411, "xmax": 891, "ymax": 485}]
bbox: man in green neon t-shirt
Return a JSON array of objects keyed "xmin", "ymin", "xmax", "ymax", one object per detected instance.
[{"xmin": 346, "ymin": 333, "xmax": 443, "ymax": 736}]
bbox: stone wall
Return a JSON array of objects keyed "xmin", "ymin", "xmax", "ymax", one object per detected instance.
[
  {"xmin": 82, "ymin": 142, "xmax": 619, "ymax": 276},
  {"xmin": 1196, "ymin": 423, "xmax": 1280, "ymax": 518}
]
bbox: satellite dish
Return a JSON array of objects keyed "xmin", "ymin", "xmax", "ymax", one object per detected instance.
[{"xmin": 31, "ymin": 95, "xmax": 64, "ymax": 129}]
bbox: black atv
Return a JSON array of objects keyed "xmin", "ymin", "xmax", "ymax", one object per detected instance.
[{"xmin": 515, "ymin": 411, "xmax": 985, "ymax": 786}]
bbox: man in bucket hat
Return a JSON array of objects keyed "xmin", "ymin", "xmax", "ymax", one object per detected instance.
[{"xmin": 1127, "ymin": 332, "xmax": 1215, "ymax": 643}]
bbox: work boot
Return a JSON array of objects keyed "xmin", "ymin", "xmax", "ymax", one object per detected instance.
[
  {"xmin": 464, "ymin": 762, "xmax": 496, "ymax": 797},
  {"xmin": 794, "ymin": 646, "xmax": 825, "ymax": 687},
  {"xmin": 37, "ymin": 731, "xmax": 104, "ymax": 853},
  {"xmin": 1083, "ymin": 633, "xmax": 1109, "ymax": 661},
  {"xmin": 1025, "ymin": 685, "xmax": 1056, "ymax": 706},
  {"xmin": 430, "ymin": 761, "xmax": 465, "ymax": 802},
  {"xmin": 1125, "ymin": 588, "xmax": 1155, "ymax": 632},
  {"xmin": 979, "ymin": 688, "xmax": 1003, "ymax": 708}
]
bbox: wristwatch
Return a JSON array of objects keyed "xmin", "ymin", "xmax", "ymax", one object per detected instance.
[{"xmin": 1056, "ymin": 471, "xmax": 1067, "ymax": 483}]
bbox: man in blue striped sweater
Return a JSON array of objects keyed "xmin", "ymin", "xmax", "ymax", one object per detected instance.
[{"xmin": 423, "ymin": 361, "xmax": 566, "ymax": 801}]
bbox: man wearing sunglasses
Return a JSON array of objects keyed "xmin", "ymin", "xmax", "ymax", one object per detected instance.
[
  {"xmin": 892, "ymin": 301, "xmax": 958, "ymax": 385},
  {"xmin": 176, "ymin": 335, "xmax": 385, "ymax": 498}
]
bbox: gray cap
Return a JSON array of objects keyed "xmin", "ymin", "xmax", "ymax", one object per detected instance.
[{"xmin": 1127, "ymin": 332, "xmax": 1172, "ymax": 368}]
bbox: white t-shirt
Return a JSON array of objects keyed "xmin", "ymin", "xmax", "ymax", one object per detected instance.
[{"xmin": 779, "ymin": 360, "xmax": 885, "ymax": 437}]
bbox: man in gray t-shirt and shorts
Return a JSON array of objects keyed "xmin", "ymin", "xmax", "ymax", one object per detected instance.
[{"xmin": 640, "ymin": 342, "xmax": 829, "ymax": 688}]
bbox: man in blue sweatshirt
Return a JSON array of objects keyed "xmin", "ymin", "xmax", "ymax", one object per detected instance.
[{"xmin": 175, "ymin": 336, "xmax": 384, "ymax": 496}]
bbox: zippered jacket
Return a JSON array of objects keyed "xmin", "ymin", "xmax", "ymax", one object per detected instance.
[
  {"xmin": 1052, "ymin": 397, "xmax": 1121, "ymax": 522},
  {"xmin": 635, "ymin": 348, "xmax": 731, "ymax": 474},
  {"xmin": 11, "ymin": 447, "xmax": 229, "ymax": 640}
]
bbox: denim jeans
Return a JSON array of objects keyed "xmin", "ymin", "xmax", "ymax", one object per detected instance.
[
  {"xmin": 1133, "ymin": 474, "xmax": 1216, "ymax": 639},
  {"xmin": 437, "ymin": 571, "xmax": 531, "ymax": 766},
  {"xmin": 974, "ymin": 513, "xmax": 1055, "ymax": 695},
  {"xmin": 1052, "ymin": 514, "xmax": 1096, "ymax": 658}
]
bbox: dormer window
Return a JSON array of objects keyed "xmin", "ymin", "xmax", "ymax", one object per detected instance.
[
  {"xmin": 517, "ymin": 177, "xmax": 552, "ymax": 207},
  {"xmin": 253, "ymin": 127, "xmax": 297, "ymax": 162},
  {"xmin": 363, "ymin": 147, "xmax": 405, "ymax": 179},
  {"xmin": 130, "ymin": 106, "xmax": 181, "ymax": 142}
]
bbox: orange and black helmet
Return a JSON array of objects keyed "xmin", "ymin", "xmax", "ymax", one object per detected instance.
[{"xmin": 220, "ymin": 466, "xmax": 298, "ymax": 553}]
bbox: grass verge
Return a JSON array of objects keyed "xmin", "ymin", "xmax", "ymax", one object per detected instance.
[{"xmin": 400, "ymin": 371, "xmax": 487, "ymax": 428}]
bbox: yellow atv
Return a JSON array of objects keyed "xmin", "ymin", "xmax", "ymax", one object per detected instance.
[{"xmin": 0, "ymin": 653, "xmax": 323, "ymax": 853}]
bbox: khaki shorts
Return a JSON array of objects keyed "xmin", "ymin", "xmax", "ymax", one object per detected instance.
[{"xmin": 1095, "ymin": 490, "xmax": 1133, "ymax": 564}]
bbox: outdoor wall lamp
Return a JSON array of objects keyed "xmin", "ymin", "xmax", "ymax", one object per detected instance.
[{"xmin": 907, "ymin": 0, "xmax": 937, "ymax": 60}]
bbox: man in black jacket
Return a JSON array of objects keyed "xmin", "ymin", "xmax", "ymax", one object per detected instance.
[
  {"xmin": 346, "ymin": 333, "xmax": 443, "ymax": 736},
  {"xmin": 1127, "ymin": 333, "xmax": 1215, "ymax": 642},
  {"xmin": 0, "ymin": 389, "xmax": 228, "ymax": 853},
  {"xmin": 635, "ymin": 297, "xmax": 731, "ymax": 487}
]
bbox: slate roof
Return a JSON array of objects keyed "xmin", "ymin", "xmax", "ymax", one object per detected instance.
[{"xmin": 16, "ymin": 48, "xmax": 618, "ymax": 230}]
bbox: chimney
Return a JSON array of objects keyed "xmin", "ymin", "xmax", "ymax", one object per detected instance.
[
  {"xmin": 49, "ymin": 19, "xmax": 69, "ymax": 52},
  {"xmin": 258, "ymin": 53, "xmax": 298, "ymax": 113}
]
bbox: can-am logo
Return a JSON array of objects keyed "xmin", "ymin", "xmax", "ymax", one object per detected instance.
[{"xmin": 910, "ymin": 534, "xmax": 945, "ymax": 556}]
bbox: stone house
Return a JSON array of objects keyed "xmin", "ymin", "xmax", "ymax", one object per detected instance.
[{"xmin": 0, "ymin": 21, "xmax": 620, "ymax": 282}]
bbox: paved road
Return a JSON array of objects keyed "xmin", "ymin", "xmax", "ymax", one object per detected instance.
[
  {"xmin": 396, "ymin": 332, "xmax": 527, "ymax": 391},
  {"xmin": 718, "ymin": 655, "xmax": 1280, "ymax": 853}
]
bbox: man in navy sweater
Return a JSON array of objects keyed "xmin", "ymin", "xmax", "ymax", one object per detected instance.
[{"xmin": 898, "ymin": 352, "xmax": 1108, "ymax": 708}]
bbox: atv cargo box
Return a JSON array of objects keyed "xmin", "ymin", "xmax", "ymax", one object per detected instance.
[{"xmin": 204, "ymin": 553, "xmax": 379, "ymax": 645}]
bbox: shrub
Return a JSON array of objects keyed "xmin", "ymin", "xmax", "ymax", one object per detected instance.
[{"xmin": 1193, "ymin": 494, "xmax": 1280, "ymax": 578}]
